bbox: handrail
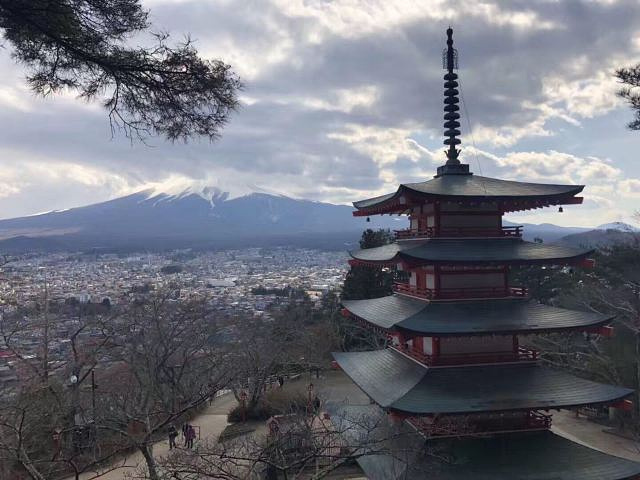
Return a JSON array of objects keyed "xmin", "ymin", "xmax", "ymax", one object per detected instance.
[
  {"xmin": 395, "ymin": 225, "xmax": 522, "ymax": 239},
  {"xmin": 393, "ymin": 283, "xmax": 528, "ymax": 300},
  {"xmin": 408, "ymin": 410, "xmax": 551, "ymax": 438},
  {"xmin": 393, "ymin": 345, "xmax": 538, "ymax": 367}
]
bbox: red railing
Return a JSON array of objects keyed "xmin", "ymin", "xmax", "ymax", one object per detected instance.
[
  {"xmin": 393, "ymin": 283, "xmax": 528, "ymax": 300},
  {"xmin": 393, "ymin": 345, "xmax": 538, "ymax": 367},
  {"xmin": 407, "ymin": 410, "xmax": 551, "ymax": 438},
  {"xmin": 394, "ymin": 225, "xmax": 522, "ymax": 240},
  {"xmin": 393, "ymin": 283, "xmax": 435, "ymax": 299}
]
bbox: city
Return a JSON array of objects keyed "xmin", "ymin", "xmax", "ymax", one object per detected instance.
[{"xmin": 0, "ymin": 247, "xmax": 347, "ymax": 390}]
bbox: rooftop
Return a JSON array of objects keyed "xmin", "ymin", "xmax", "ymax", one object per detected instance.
[
  {"xmin": 349, "ymin": 238, "xmax": 592, "ymax": 265},
  {"xmin": 354, "ymin": 175, "xmax": 584, "ymax": 213},
  {"xmin": 333, "ymin": 348, "xmax": 632, "ymax": 415},
  {"xmin": 342, "ymin": 295, "xmax": 612, "ymax": 336}
]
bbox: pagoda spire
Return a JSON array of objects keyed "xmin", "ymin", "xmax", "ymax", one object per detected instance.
[{"xmin": 436, "ymin": 27, "xmax": 471, "ymax": 177}]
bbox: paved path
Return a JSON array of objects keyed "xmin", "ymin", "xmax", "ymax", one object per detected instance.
[
  {"xmin": 69, "ymin": 393, "xmax": 238, "ymax": 480},
  {"xmin": 71, "ymin": 370, "xmax": 640, "ymax": 478},
  {"xmin": 552, "ymin": 409, "xmax": 640, "ymax": 462}
]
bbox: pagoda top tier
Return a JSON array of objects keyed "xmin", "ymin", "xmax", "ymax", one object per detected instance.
[
  {"xmin": 353, "ymin": 28, "xmax": 584, "ymax": 217},
  {"xmin": 353, "ymin": 175, "xmax": 584, "ymax": 217}
]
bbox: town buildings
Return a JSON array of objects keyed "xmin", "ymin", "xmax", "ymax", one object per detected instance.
[{"xmin": 0, "ymin": 247, "xmax": 346, "ymax": 391}]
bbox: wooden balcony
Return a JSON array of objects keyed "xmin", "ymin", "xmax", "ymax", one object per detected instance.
[
  {"xmin": 393, "ymin": 283, "xmax": 528, "ymax": 300},
  {"xmin": 393, "ymin": 345, "xmax": 538, "ymax": 367},
  {"xmin": 394, "ymin": 225, "xmax": 522, "ymax": 240}
]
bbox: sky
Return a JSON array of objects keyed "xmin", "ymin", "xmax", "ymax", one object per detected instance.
[{"xmin": 0, "ymin": 0, "xmax": 639, "ymax": 226}]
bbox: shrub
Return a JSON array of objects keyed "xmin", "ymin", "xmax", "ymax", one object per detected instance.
[{"xmin": 227, "ymin": 387, "xmax": 310, "ymax": 423}]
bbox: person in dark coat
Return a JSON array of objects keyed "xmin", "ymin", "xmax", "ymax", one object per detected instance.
[
  {"xmin": 186, "ymin": 424, "xmax": 196, "ymax": 449},
  {"xmin": 168, "ymin": 424, "xmax": 178, "ymax": 449},
  {"xmin": 181, "ymin": 423, "xmax": 189, "ymax": 446}
]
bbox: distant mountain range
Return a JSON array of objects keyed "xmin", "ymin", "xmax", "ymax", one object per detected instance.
[
  {"xmin": 0, "ymin": 188, "xmax": 402, "ymax": 252},
  {"xmin": 555, "ymin": 222, "xmax": 639, "ymax": 248},
  {"xmin": 0, "ymin": 187, "xmax": 635, "ymax": 252}
]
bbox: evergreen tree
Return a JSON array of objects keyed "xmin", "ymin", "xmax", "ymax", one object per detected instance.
[
  {"xmin": 616, "ymin": 65, "xmax": 640, "ymax": 130},
  {"xmin": 342, "ymin": 229, "xmax": 395, "ymax": 301},
  {"xmin": 0, "ymin": 1, "xmax": 241, "ymax": 141},
  {"xmin": 359, "ymin": 228, "xmax": 394, "ymax": 249}
]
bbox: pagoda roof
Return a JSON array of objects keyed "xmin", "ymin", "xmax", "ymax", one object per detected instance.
[
  {"xmin": 342, "ymin": 295, "xmax": 613, "ymax": 336},
  {"xmin": 329, "ymin": 405, "xmax": 640, "ymax": 480},
  {"xmin": 353, "ymin": 175, "xmax": 584, "ymax": 215},
  {"xmin": 332, "ymin": 349, "xmax": 632, "ymax": 415},
  {"xmin": 422, "ymin": 430, "xmax": 640, "ymax": 480},
  {"xmin": 363, "ymin": 430, "xmax": 640, "ymax": 480},
  {"xmin": 350, "ymin": 238, "xmax": 592, "ymax": 265}
]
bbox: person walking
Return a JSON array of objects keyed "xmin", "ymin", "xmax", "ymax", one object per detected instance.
[
  {"xmin": 168, "ymin": 424, "xmax": 178, "ymax": 449},
  {"xmin": 186, "ymin": 424, "xmax": 196, "ymax": 449},
  {"xmin": 182, "ymin": 423, "xmax": 189, "ymax": 446}
]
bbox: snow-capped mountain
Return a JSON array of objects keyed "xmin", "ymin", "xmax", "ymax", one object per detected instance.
[
  {"xmin": 595, "ymin": 222, "xmax": 640, "ymax": 233},
  {"xmin": 0, "ymin": 183, "xmax": 632, "ymax": 252},
  {"xmin": 0, "ymin": 188, "xmax": 400, "ymax": 252}
]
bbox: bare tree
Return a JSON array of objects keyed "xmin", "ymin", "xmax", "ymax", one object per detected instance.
[
  {"xmin": 533, "ymin": 243, "xmax": 640, "ymax": 431},
  {"xmin": 94, "ymin": 293, "xmax": 233, "ymax": 480},
  {"xmin": 227, "ymin": 316, "xmax": 294, "ymax": 417},
  {"xmin": 0, "ymin": 289, "xmax": 232, "ymax": 480},
  {"xmin": 0, "ymin": 300, "xmax": 124, "ymax": 479},
  {"xmin": 157, "ymin": 407, "xmax": 426, "ymax": 480}
]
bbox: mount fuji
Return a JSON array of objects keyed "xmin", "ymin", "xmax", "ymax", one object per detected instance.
[
  {"xmin": 0, "ymin": 187, "xmax": 402, "ymax": 252},
  {"xmin": 0, "ymin": 184, "xmax": 631, "ymax": 252}
]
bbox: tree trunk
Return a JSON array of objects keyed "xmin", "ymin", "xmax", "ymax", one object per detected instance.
[
  {"xmin": 19, "ymin": 446, "xmax": 46, "ymax": 480},
  {"xmin": 139, "ymin": 444, "xmax": 160, "ymax": 480}
]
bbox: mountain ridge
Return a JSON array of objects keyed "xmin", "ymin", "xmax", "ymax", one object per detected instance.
[
  {"xmin": 0, "ymin": 188, "xmax": 633, "ymax": 252},
  {"xmin": 0, "ymin": 190, "xmax": 400, "ymax": 252}
]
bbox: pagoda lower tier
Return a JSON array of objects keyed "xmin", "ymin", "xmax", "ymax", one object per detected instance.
[
  {"xmin": 342, "ymin": 295, "xmax": 613, "ymax": 336},
  {"xmin": 349, "ymin": 237, "xmax": 592, "ymax": 266},
  {"xmin": 421, "ymin": 430, "xmax": 640, "ymax": 480},
  {"xmin": 333, "ymin": 349, "xmax": 632, "ymax": 416},
  {"xmin": 331, "ymin": 404, "xmax": 640, "ymax": 480}
]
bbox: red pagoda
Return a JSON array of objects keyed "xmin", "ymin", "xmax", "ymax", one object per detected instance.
[{"xmin": 333, "ymin": 28, "xmax": 640, "ymax": 479}]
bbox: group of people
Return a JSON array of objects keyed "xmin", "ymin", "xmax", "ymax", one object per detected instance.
[{"xmin": 168, "ymin": 423, "xmax": 197, "ymax": 449}]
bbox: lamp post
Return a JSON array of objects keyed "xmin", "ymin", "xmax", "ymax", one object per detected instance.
[
  {"xmin": 91, "ymin": 370, "xmax": 96, "ymax": 424},
  {"xmin": 69, "ymin": 373, "xmax": 79, "ymax": 453}
]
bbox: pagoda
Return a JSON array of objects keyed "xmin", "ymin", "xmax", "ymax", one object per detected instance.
[{"xmin": 333, "ymin": 28, "xmax": 640, "ymax": 479}]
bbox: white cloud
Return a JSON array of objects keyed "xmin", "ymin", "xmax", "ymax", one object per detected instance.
[
  {"xmin": 0, "ymin": 0, "xmax": 639, "ymax": 227},
  {"xmin": 618, "ymin": 178, "xmax": 640, "ymax": 198}
]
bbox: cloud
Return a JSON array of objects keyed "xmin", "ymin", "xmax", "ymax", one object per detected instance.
[
  {"xmin": 618, "ymin": 178, "xmax": 640, "ymax": 198},
  {"xmin": 0, "ymin": 0, "xmax": 637, "ymax": 226}
]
